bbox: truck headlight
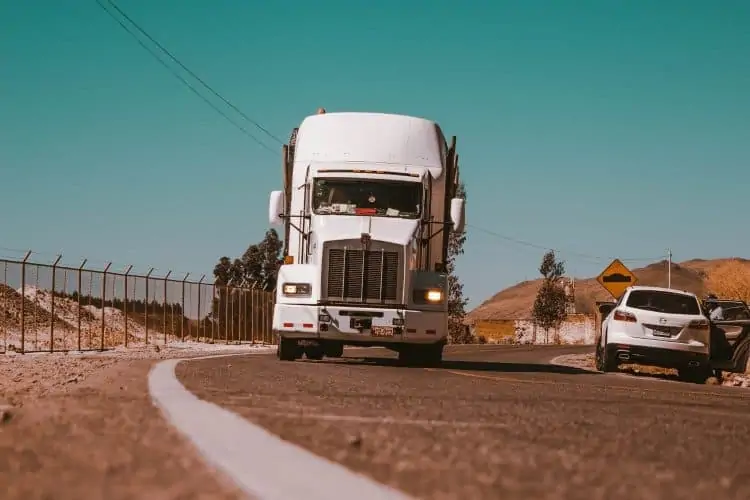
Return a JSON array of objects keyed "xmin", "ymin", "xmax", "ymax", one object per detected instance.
[
  {"xmin": 413, "ymin": 289, "xmax": 444, "ymax": 303},
  {"xmin": 282, "ymin": 283, "xmax": 311, "ymax": 296}
]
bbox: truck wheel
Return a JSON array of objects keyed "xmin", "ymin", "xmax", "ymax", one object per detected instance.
[
  {"xmin": 398, "ymin": 344, "xmax": 443, "ymax": 367},
  {"xmin": 304, "ymin": 345, "xmax": 325, "ymax": 361},
  {"xmin": 277, "ymin": 338, "xmax": 300, "ymax": 361},
  {"xmin": 324, "ymin": 342, "xmax": 344, "ymax": 358},
  {"xmin": 426, "ymin": 343, "xmax": 444, "ymax": 366}
]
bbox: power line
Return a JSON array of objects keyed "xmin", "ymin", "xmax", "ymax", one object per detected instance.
[
  {"xmin": 103, "ymin": 0, "xmax": 284, "ymax": 146},
  {"xmin": 94, "ymin": 0, "xmax": 278, "ymax": 155},
  {"xmin": 467, "ymin": 224, "xmax": 665, "ymax": 264}
]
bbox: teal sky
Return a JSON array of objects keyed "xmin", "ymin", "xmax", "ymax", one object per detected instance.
[{"xmin": 2, "ymin": 0, "xmax": 749, "ymax": 309}]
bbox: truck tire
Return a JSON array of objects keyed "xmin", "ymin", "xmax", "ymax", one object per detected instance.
[
  {"xmin": 277, "ymin": 338, "xmax": 300, "ymax": 361},
  {"xmin": 324, "ymin": 342, "xmax": 344, "ymax": 358},
  {"xmin": 304, "ymin": 344, "xmax": 325, "ymax": 360},
  {"xmin": 398, "ymin": 343, "xmax": 443, "ymax": 367}
]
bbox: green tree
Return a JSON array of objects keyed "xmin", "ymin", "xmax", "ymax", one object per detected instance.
[
  {"xmin": 447, "ymin": 182, "xmax": 471, "ymax": 343},
  {"xmin": 210, "ymin": 228, "xmax": 283, "ymax": 340},
  {"xmin": 213, "ymin": 229, "xmax": 283, "ymax": 290},
  {"xmin": 531, "ymin": 250, "xmax": 568, "ymax": 343}
]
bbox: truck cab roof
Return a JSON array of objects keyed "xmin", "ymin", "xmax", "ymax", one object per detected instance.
[{"xmin": 293, "ymin": 111, "xmax": 447, "ymax": 179}]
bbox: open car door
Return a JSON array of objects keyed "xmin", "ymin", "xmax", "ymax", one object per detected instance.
[{"xmin": 704, "ymin": 299, "xmax": 750, "ymax": 373}]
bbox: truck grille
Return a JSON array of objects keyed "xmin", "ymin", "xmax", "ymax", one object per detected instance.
[{"xmin": 326, "ymin": 248, "xmax": 399, "ymax": 302}]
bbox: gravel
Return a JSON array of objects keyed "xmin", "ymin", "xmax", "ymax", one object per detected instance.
[
  {"xmin": 551, "ymin": 352, "xmax": 750, "ymax": 387},
  {"xmin": 0, "ymin": 341, "xmax": 274, "ymax": 500}
]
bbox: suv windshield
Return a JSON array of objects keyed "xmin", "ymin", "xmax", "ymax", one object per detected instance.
[
  {"xmin": 312, "ymin": 178, "xmax": 421, "ymax": 218},
  {"xmin": 626, "ymin": 290, "xmax": 700, "ymax": 315}
]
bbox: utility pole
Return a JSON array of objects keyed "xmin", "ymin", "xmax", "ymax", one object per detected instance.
[{"xmin": 667, "ymin": 248, "xmax": 672, "ymax": 289}]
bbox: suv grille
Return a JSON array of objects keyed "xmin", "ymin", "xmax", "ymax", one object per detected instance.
[{"xmin": 326, "ymin": 248, "xmax": 399, "ymax": 302}]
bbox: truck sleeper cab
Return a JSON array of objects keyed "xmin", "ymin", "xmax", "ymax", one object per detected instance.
[{"xmin": 268, "ymin": 110, "xmax": 465, "ymax": 365}]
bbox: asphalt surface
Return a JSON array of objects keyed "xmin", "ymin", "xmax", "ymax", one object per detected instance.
[{"xmin": 177, "ymin": 344, "xmax": 750, "ymax": 500}]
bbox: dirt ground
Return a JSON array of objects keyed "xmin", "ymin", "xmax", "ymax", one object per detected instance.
[
  {"xmin": 552, "ymin": 352, "xmax": 750, "ymax": 387},
  {"xmin": 0, "ymin": 343, "xmax": 273, "ymax": 500}
]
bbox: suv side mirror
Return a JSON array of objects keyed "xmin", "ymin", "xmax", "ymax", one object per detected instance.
[
  {"xmin": 450, "ymin": 198, "xmax": 465, "ymax": 233},
  {"xmin": 269, "ymin": 190, "xmax": 285, "ymax": 226}
]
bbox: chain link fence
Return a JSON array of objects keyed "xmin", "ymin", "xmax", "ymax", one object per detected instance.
[{"xmin": 0, "ymin": 253, "xmax": 275, "ymax": 354}]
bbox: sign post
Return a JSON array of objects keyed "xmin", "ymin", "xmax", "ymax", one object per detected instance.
[{"xmin": 596, "ymin": 259, "xmax": 638, "ymax": 300}]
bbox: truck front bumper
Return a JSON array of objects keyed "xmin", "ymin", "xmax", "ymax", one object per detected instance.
[{"xmin": 273, "ymin": 303, "xmax": 447, "ymax": 344}]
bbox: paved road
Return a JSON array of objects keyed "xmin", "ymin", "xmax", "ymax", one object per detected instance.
[{"xmin": 177, "ymin": 344, "xmax": 750, "ymax": 500}]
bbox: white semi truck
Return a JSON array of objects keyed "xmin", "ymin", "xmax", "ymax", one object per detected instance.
[{"xmin": 268, "ymin": 109, "xmax": 465, "ymax": 365}]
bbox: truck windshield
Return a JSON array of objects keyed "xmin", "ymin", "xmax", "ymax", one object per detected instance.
[{"xmin": 312, "ymin": 178, "xmax": 422, "ymax": 218}]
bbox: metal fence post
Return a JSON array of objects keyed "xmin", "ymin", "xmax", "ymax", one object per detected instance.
[
  {"xmin": 123, "ymin": 265, "xmax": 133, "ymax": 347},
  {"xmin": 239, "ymin": 288, "xmax": 245, "ymax": 342},
  {"xmin": 181, "ymin": 273, "xmax": 189, "ymax": 342},
  {"xmin": 145, "ymin": 268, "xmax": 154, "ymax": 344},
  {"xmin": 212, "ymin": 281, "xmax": 217, "ymax": 343},
  {"xmin": 163, "ymin": 270, "xmax": 171, "ymax": 345},
  {"xmin": 77, "ymin": 259, "xmax": 87, "ymax": 351},
  {"xmin": 250, "ymin": 285, "xmax": 257, "ymax": 343},
  {"xmin": 19, "ymin": 250, "xmax": 32, "ymax": 354},
  {"xmin": 261, "ymin": 289, "xmax": 266, "ymax": 344},
  {"xmin": 100, "ymin": 262, "xmax": 111, "ymax": 350},
  {"xmin": 268, "ymin": 289, "xmax": 274, "ymax": 344},
  {"xmin": 230, "ymin": 286, "xmax": 235, "ymax": 344},
  {"xmin": 223, "ymin": 284, "xmax": 229, "ymax": 343},
  {"xmin": 2, "ymin": 261, "xmax": 7, "ymax": 351},
  {"xmin": 49, "ymin": 254, "xmax": 62, "ymax": 352},
  {"xmin": 197, "ymin": 275, "xmax": 205, "ymax": 340}
]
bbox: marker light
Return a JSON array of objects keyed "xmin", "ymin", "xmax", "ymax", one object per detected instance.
[{"xmin": 282, "ymin": 283, "xmax": 311, "ymax": 296}]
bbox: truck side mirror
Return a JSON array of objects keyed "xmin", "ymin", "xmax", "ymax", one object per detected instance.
[
  {"xmin": 450, "ymin": 198, "xmax": 465, "ymax": 233},
  {"xmin": 269, "ymin": 190, "xmax": 285, "ymax": 226}
]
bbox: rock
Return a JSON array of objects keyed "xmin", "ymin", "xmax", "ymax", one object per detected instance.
[
  {"xmin": 347, "ymin": 434, "xmax": 363, "ymax": 449},
  {"xmin": 0, "ymin": 404, "xmax": 13, "ymax": 424}
]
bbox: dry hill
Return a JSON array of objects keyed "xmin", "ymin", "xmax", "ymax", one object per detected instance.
[{"xmin": 468, "ymin": 258, "xmax": 750, "ymax": 321}]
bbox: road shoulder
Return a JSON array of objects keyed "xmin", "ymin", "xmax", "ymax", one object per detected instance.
[{"xmin": 0, "ymin": 345, "xmax": 269, "ymax": 500}]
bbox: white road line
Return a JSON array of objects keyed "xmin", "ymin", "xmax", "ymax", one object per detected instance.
[{"xmin": 148, "ymin": 354, "xmax": 415, "ymax": 500}]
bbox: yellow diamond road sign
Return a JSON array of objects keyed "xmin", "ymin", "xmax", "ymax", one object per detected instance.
[{"xmin": 597, "ymin": 259, "xmax": 638, "ymax": 300}]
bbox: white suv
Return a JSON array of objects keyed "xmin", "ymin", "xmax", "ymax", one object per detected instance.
[{"xmin": 595, "ymin": 286, "xmax": 712, "ymax": 383}]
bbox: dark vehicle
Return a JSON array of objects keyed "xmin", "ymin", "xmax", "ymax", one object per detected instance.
[{"xmin": 703, "ymin": 298, "xmax": 750, "ymax": 375}]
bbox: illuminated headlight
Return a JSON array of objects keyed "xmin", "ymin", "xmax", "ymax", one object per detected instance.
[
  {"xmin": 413, "ymin": 289, "xmax": 444, "ymax": 303},
  {"xmin": 282, "ymin": 283, "xmax": 311, "ymax": 296}
]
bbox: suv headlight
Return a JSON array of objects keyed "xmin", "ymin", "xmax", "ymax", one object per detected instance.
[
  {"xmin": 413, "ymin": 289, "xmax": 444, "ymax": 303},
  {"xmin": 282, "ymin": 283, "xmax": 311, "ymax": 296}
]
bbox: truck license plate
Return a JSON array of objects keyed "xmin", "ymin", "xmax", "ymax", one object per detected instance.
[{"xmin": 371, "ymin": 326, "xmax": 395, "ymax": 337}]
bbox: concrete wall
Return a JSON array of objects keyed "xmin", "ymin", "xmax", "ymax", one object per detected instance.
[{"xmin": 470, "ymin": 314, "xmax": 596, "ymax": 345}]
